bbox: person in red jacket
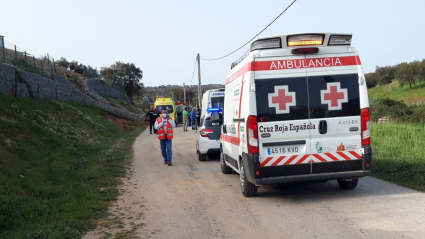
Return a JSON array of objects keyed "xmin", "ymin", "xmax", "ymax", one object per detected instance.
[{"xmin": 154, "ymin": 109, "xmax": 176, "ymax": 166}]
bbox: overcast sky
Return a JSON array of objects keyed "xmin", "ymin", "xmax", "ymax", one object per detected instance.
[{"xmin": 1, "ymin": 0, "xmax": 424, "ymax": 87}]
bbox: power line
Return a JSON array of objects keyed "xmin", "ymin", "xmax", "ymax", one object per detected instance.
[
  {"xmin": 189, "ymin": 56, "xmax": 197, "ymax": 86},
  {"xmin": 200, "ymin": 0, "xmax": 297, "ymax": 61}
]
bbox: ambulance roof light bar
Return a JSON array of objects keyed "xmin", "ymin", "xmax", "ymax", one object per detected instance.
[
  {"xmin": 328, "ymin": 35, "xmax": 352, "ymax": 46},
  {"xmin": 251, "ymin": 38, "xmax": 282, "ymax": 52},
  {"xmin": 207, "ymin": 108, "xmax": 222, "ymax": 112},
  {"xmin": 287, "ymin": 34, "xmax": 324, "ymax": 47}
]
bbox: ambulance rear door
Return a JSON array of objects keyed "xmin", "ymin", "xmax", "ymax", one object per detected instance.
[
  {"xmin": 255, "ymin": 55, "xmax": 312, "ymax": 178},
  {"xmin": 306, "ymin": 53, "xmax": 363, "ymax": 174}
]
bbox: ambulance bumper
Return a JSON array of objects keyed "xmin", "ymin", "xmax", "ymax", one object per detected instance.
[
  {"xmin": 242, "ymin": 151, "xmax": 371, "ymax": 186},
  {"xmin": 254, "ymin": 170, "xmax": 370, "ymax": 185}
]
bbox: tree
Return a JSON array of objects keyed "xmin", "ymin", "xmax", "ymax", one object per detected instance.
[
  {"xmin": 396, "ymin": 62, "xmax": 420, "ymax": 88},
  {"xmin": 100, "ymin": 62, "xmax": 144, "ymax": 97},
  {"xmin": 375, "ymin": 65, "xmax": 397, "ymax": 85},
  {"xmin": 56, "ymin": 57, "xmax": 70, "ymax": 69},
  {"xmin": 365, "ymin": 72, "xmax": 378, "ymax": 88}
]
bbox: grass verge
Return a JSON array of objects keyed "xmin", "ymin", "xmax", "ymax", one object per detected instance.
[
  {"xmin": 0, "ymin": 93, "xmax": 144, "ymax": 239},
  {"xmin": 371, "ymin": 122, "xmax": 425, "ymax": 191},
  {"xmin": 368, "ymin": 80, "xmax": 425, "ymax": 105}
]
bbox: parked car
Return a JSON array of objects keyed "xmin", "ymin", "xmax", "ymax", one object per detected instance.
[{"xmin": 196, "ymin": 108, "xmax": 222, "ymax": 161}]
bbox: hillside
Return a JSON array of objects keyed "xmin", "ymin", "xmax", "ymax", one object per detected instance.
[
  {"xmin": 0, "ymin": 94, "xmax": 144, "ymax": 238},
  {"xmin": 368, "ymin": 80, "xmax": 425, "ymax": 105}
]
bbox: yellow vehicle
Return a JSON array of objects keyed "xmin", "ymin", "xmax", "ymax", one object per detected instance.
[{"xmin": 154, "ymin": 98, "xmax": 177, "ymax": 123}]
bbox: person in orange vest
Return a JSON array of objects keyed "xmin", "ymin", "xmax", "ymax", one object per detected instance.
[{"xmin": 154, "ymin": 109, "xmax": 176, "ymax": 166}]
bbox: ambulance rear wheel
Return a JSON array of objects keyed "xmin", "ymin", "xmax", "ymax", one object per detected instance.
[
  {"xmin": 220, "ymin": 149, "xmax": 232, "ymax": 174},
  {"xmin": 337, "ymin": 178, "xmax": 358, "ymax": 189},
  {"xmin": 240, "ymin": 161, "xmax": 257, "ymax": 197}
]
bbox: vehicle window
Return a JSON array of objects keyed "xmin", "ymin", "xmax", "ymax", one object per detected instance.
[
  {"xmin": 211, "ymin": 97, "xmax": 224, "ymax": 109},
  {"xmin": 308, "ymin": 74, "xmax": 360, "ymax": 118},
  {"xmin": 203, "ymin": 115, "xmax": 212, "ymax": 127},
  {"xmin": 201, "ymin": 116, "xmax": 205, "ymax": 126},
  {"xmin": 156, "ymin": 105, "xmax": 174, "ymax": 113},
  {"xmin": 255, "ymin": 77, "xmax": 309, "ymax": 122}
]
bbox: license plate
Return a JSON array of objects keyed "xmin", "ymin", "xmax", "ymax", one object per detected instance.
[{"xmin": 267, "ymin": 146, "xmax": 299, "ymax": 155}]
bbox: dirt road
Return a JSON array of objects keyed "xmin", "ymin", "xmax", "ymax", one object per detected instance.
[{"xmin": 84, "ymin": 128, "xmax": 425, "ymax": 239}]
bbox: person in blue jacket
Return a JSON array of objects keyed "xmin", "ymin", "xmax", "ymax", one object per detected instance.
[{"xmin": 190, "ymin": 108, "xmax": 197, "ymax": 130}]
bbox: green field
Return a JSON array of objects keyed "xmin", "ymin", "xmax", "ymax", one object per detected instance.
[
  {"xmin": 371, "ymin": 122, "xmax": 425, "ymax": 191},
  {"xmin": 368, "ymin": 80, "xmax": 425, "ymax": 105},
  {"xmin": 0, "ymin": 94, "xmax": 144, "ymax": 239}
]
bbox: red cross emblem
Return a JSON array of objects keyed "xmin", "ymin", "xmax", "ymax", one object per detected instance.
[
  {"xmin": 268, "ymin": 85, "xmax": 296, "ymax": 114},
  {"xmin": 320, "ymin": 82, "xmax": 348, "ymax": 110}
]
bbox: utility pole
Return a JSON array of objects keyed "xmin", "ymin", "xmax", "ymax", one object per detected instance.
[
  {"xmin": 197, "ymin": 53, "xmax": 202, "ymax": 109},
  {"xmin": 183, "ymin": 82, "xmax": 186, "ymax": 103}
]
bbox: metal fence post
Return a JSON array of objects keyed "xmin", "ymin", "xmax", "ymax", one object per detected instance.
[
  {"xmin": 14, "ymin": 69, "xmax": 18, "ymax": 97},
  {"xmin": 14, "ymin": 45, "xmax": 17, "ymax": 66},
  {"xmin": 41, "ymin": 59, "xmax": 44, "ymax": 76},
  {"xmin": 24, "ymin": 51, "xmax": 28, "ymax": 70},
  {"xmin": 47, "ymin": 53, "xmax": 51, "ymax": 77},
  {"xmin": 0, "ymin": 36, "xmax": 5, "ymax": 62},
  {"xmin": 33, "ymin": 56, "xmax": 36, "ymax": 73},
  {"xmin": 53, "ymin": 58, "xmax": 56, "ymax": 73}
]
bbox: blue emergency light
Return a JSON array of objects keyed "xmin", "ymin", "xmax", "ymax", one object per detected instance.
[{"xmin": 207, "ymin": 108, "xmax": 222, "ymax": 112}]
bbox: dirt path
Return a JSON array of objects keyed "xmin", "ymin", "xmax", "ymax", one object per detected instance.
[{"xmin": 84, "ymin": 128, "xmax": 425, "ymax": 239}]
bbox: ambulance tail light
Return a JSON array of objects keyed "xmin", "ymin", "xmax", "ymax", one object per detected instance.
[
  {"xmin": 287, "ymin": 34, "xmax": 324, "ymax": 46},
  {"xmin": 247, "ymin": 116, "xmax": 259, "ymax": 154},
  {"xmin": 251, "ymin": 38, "xmax": 282, "ymax": 52},
  {"xmin": 328, "ymin": 35, "xmax": 352, "ymax": 46},
  {"xmin": 361, "ymin": 108, "xmax": 371, "ymax": 146}
]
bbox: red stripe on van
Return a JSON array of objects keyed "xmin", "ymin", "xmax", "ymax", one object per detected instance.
[
  {"xmin": 271, "ymin": 156, "xmax": 286, "ymax": 166},
  {"xmin": 254, "ymin": 56, "xmax": 359, "ymax": 72},
  {"xmin": 324, "ymin": 152, "xmax": 340, "ymax": 161},
  {"xmin": 223, "ymin": 135, "xmax": 240, "ymax": 145},
  {"xmin": 226, "ymin": 62, "xmax": 254, "ymax": 85},
  {"xmin": 348, "ymin": 151, "xmax": 362, "ymax": 159},
  {"xmin": 336, "ymin": 152, "xmax": 351, "ymax": 160},
  {"xmin": 225, "ymin": 56, "xmax": 361, "ymax": 85},
  {"xmin": 283, "ymin": 155, "xmax": 298, "ymax": 165},
  {"xmin": 295, "ymin": 154, "xmax": 310, "ymax": 164},
  {"xmin": 312, "ymin": 154, "xmax": 327, "ymax": 162},
  {"xmin": 260, "ymin": 157, "xmax": 274, "ymax": 167},
  {"xmin": 356, "ymin": 56, "xmax": 362, "ymax": 65}
]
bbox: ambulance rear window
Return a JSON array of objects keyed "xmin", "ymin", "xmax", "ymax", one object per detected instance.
[
  {"xmin": 255, "ymin": 77, "xmax": 309, "ymax": 122},
  {"xmin": 255, "ymin": 74, "xmax": 360, "ymax": 122},
  {"xmin": 211, "ymin": 96, "xmax": 224, "ymax": 109},
  {"xmin": 308, "ymin": 74, "xmax": 360, "ymax": 118}
]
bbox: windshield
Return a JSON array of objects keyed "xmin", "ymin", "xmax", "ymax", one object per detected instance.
[
  {"xmin": 211, "ymin": 97, "xmax": 224, "ymax": 109},
  {"xmin": 156, "ymin": 105, "xmax": 174, "ymax": 113}
]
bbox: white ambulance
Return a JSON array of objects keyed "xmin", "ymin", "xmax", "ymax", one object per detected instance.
[
  {"xmin": 220, "ymin": 33, "xmax": 372, "ymax": 197},
  {"xmin": 201, "ymin": 89, "xmax": 225, "ymax": 118}
]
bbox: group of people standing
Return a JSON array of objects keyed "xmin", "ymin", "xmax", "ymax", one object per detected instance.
[
  {"xmin": 145, "ymin": 106, "xmax": 201, "ymax": 166},
  {"xmin": 184, "ymin": 107, "xmax": 201, "ymax": 131}
]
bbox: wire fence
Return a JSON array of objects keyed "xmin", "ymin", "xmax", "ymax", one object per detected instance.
[{"xmin": 0, "ymin": 35, "xmax": 58, "ymax": 79}]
